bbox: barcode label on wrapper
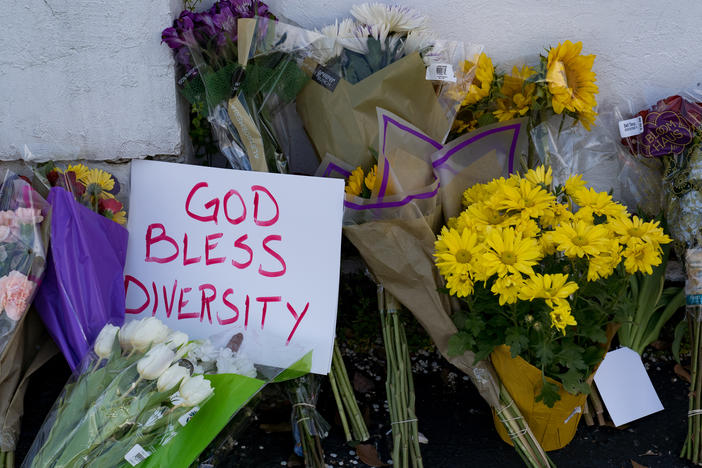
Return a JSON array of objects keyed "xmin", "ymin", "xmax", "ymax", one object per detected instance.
[
  {"xmin": 426, "ymin": 63, "xmax": 457, "ymax": 82},
  {"xmin": 618, "ymin": 116, "xmax": 644, "ymax": 138},
  {"xmin": 124, "ymin": 444, "xmax": 151, "ymax": 466}
]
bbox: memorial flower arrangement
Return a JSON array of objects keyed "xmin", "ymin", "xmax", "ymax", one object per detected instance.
[
  {"xmin": 436, "ymin": 167, "xmax": 670, "ymax": 408},
  {"xmin": 23, "ymin": 318, "xmax": 258, "ymax": 468}
]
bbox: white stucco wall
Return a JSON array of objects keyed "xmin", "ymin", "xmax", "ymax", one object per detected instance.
[
  {"xmin": 0, "ymin": 0, "xmax": 187, "ymax": 161},
  {"xmin": 266, "ymin": 0, "xmax": 702, "ymax": 112}
]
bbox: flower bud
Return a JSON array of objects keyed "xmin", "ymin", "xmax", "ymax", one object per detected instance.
[
  {"xmin": 179, "ymin": 375, "xmax": 214, "ymax": 407},
  {"xmin": 533, "ymin": 321, "xmax": 543, "ymax": 332},
  {"xmin": 94, "ymin": 324, "xmax": 119, "ymax": 359},
  {"xmin": 137, "ymin": 343, "xmax": 175, "ymax": 380},
  {"xmin": 157, "ymin": 364, "xmax": 190, "ymax": 392},
  {"xmin": 165, "ymin": 331, "xmax": 189, "ymax": 350},
  {"xmin": 131, "ymin": 317, "xmax": 170, "ymax": 353},
  {"xmin": 524, "ymin": 314, "xmax": 534, "ymax": 324},
  {"xmin": 118, "ymin": 320, "xmax": 139, "ymax": 352}
]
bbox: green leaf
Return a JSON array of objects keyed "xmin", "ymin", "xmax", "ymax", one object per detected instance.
[
  {"xmin": 463, "ymin": 313, "xmax": 485, "ymax": 337},
  {"xmin": 535, "ymin": 380, "xmax": 561, "ymax": 408},
  {"xmin": 505, "ymin": 327, "xmax": 529, "ymax": 358},
  {"xmin": 558, "ymin": 368, "xmax": 591, "ymax": 396},
  {"xmin": 556, "ymin": 344, "xmax": 587, "ymax": 371},
  {"xmin": 447, "ymin": 332, "xmax": 475, "ymax": 357},
  {"xmin": 673, "ymin": 319, "xmax": 688, "ymax": 364},
  {"xmin": 535, "ymin": 342, "xmax": 555, "ymax": 367}
]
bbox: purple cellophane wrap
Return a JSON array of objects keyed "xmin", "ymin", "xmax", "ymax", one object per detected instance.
[{"xmin": 34, "ymin": 187, "xmax": 128, "ymax": 370}]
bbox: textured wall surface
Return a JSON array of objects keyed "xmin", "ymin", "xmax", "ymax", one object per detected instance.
[
  {"xmin": 265, "ymin": 0, "xmax": 702, "ymax": 111},
  {"xmin": 0, "ymin": 0, "xmax": 186, "ymax": 161}
]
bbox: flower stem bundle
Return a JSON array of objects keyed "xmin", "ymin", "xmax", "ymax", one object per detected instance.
[
  {"xmin": 287, "ymin": 375, "xmax": 329, "ymax": 468},
  {"xmin": 682, "ymin": 249, "xmax": 702, "ymax": 464},
  {"xmin": 329, "ymin": 340, "xmax": 370, "ymax": 443},
  {"xmin": 378, "ymin": 287, "xmax": 423, "ymax": 468}
]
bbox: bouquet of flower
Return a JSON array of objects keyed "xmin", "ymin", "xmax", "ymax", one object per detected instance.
[
  {"xmin": 0, "ymin": 172, "xmax": 49, "ymax": 466},
  {"xmin": 33, "ymin": 165, "xmax": 129, "ymax": 370},
  {"xmin": 435, "ymin": 166, "xmax": 669, "ymax": 450},
  {"xmin": 451, "ymin": 41, "xmax": 599, "ymax": 170},
  {"xmin": 22, "ymin": 317, "xmax": 273, "ymax": 468},
  {"xmin": 296, "ymin": 2, "xmax": 481, "ymax": 170}
]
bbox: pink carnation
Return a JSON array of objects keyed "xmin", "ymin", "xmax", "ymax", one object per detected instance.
[
  {"xmin": 0, "ymin": 271, "xmax": 36, "ymax": 321},
  {"xmin": 14, "ymin": 207, "xmax": 43, "ymax": 225}
]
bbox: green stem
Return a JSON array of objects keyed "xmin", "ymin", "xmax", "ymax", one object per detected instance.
[{"xmin": 329, "ymin": 359, "xmax": 352, "ymax": 442}]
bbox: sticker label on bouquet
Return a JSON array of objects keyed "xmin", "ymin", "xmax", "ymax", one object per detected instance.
[
  {"xmin": 637, "ymin": 111, "xmax": 693, "ymax": 157},
  {"xmin": 426, "ymin": 63, "xmax": 456, "ymax": 82},
  {"xmin": 125, "ymin": 444, "xmax": 151, "ymax": 466},
  {"xmin": 124, "ymin": 160, "xmax": 344, "ymax": 374},
  {"xmin": 311, "ymin": 64, "xmax": 340, "ymax": 92},
  {"xmin": 593, "ymin": 347, "xmax": 663, "ymax": 426},
  {"xmin": 618, "ymin": 116, "xmax": 644, "ymax": 138},
  {"xmin": 178, "ymin": 406, "xmax": 200, "ymax": 427}
]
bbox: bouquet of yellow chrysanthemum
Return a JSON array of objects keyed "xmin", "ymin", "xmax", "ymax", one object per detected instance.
[
  {"xmin": 435, "ymin": 166, "xmax": 670, "ymax": 449},
  {"xmin": 451, "ymin": 41, "xmax": 598, "ymax": 169}
]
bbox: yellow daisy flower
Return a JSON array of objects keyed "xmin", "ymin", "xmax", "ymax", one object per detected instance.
[
  {"xmin": 524, "ymin": 166, "xmax": 553, "ymax": 187},
  {"xmin": 464, "ymin": 202, "xmax": 509, "ymax": 228},
  {"xmin": 564, "ymin": 174, "xmax": 586, "ymax": 197},
  {"xmin": 549, "ymin": 301, "xmax": 578, "ymax": 335},
  {"xmin": 540, "ymin": 202, "xmax": 573, "ymax": 227},
  {"xmin": 492, "ymin": 178, "xmax": 555, "ymax": 219},
  {"xmin": 546, "ymin": 40, "xmax": 599, "ymax": 117},
  {"xmin": 573, "ymin": 187, "xmax": 627, "ymax": 218},
  {"xmin": 608, "ymin": 216, "xmax": 672, "ymax": 250},
  {"xmin": 491, "ymin": 273, "xmax": 525, "ymax": 306},
  {"xmin": 345, "ymin": 167, "xmax": 364, "ymax": 196},
  {"xmin": 462, "ymin": 53, "xmax": 494, "ymax": 106},
  {"xmin": 64, "ymin": 163, "xmax": 90, "ymax": 181},
  {"xmin": 434, "ymin": 227, "xmax": 482, "ymax": 278},
  {"xmin": 550, "ymin": 220, "xmax": 610, "ymax": 258},
  {"xmin": 483, "ymin": 227, "xmax": 541, "ymax": 278},
  {"xmin": 109, "ymin": 210, "xmax": 127, "ymax": 226},
  {"xmin": 622, "ymin": 240, "xmax": 662, "ymax": 275},
  {"xmin": 445, "ymin": 271, "xmax": 474, "ymax": 298},
  {"xmin": 80, "ymin": 168, "xmax": 115, "ymax": 200},
  {"xmin": 587, "ymin": 240, "xmax": 622, "ymax": 281},
  {"xmin": 365, "ymin": 165, "xmax": 377, "ymax": 192},
  {"xmin": 462, "ymin": 183, "xmax": 491, "ymax": 206},
  {"xmin": 519, "ymin": 273, "xmax": 579, "ymax": 307}
]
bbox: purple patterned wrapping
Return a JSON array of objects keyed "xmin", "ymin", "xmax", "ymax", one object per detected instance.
[{"xmin": 34, "ymin": 187, "xmax": 128, "ymax": 370}]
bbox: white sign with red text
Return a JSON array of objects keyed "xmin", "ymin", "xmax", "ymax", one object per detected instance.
[{"xmin": 123, "ymin": 160, "xmax": 344, "ymax": 374}]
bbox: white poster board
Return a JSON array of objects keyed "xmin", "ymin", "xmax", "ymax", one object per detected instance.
[{"xmin": 123, "ymin": 160, "xmax": 344, "ymax": 374}]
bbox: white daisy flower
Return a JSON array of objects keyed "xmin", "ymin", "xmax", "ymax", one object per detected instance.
[{"xmin": 350, "ymin": 3, "xmax": 428, "ymax": 34}]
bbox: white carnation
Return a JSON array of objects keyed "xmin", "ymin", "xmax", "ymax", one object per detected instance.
[{"xmin": 216, "ymin": 348, "xmax": 257, "ymax": 378}]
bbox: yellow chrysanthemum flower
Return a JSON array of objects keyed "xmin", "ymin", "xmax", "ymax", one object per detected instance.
[
  {"xmin": 550, "ymin": 220, "xmax": 610, "ymax": 258},
  {"xmin": 622, "ymin": 240, "xmax": 662, "ymax": 275},
  {"xmin": 587, "ymin": 240, "xmax": 622, "ymax": 281},
  {"xmin": 525, "ymin": 166, "xmax": 553, "ymax": 187},
  {"xmin": 345, "ymin": 167, "xmax": 364, "ymax": 196},
  {"xmin": 365, "ymin": 165, "xmax": 377, "ymax": 192},
  {"xmin": 491, "ymin": 273, "xmax": 525, "ymax": 306},
  {"xmin": 546, "ymin": 40, "xmax": 599, "ymax": 119},
  {"xmin": 549, "ymin": 301, "xmax": 578, "ymax": 335},
  {"xmin": 483, "ymin": 227, "xmax": 541, "ymax": 278},
  {"xmin": 109, "ymin": 210, "xmax": 127, "ymax": 226},
  {"xmin": 540, "ymin": 231, "xmax": 558, "ymax": 255},
  {"xmin": 464, "ymin": 203, "xmax": 509, "ymax": 228},
  {"xmin": 462, "ymin": 53, "xmax": 494, "ymax": 106},
  {"xmin": 80, "ymin": 168, "xmax": 115, "ymax": 199},
  {"xmin": 462, "ymin": 183, "xmax": 491, "ymax": 206},
  {"xmin": 514, "ymin": 218, "xmax": 540, "ymax": 239},
  {"xmin": 564, "ymin": 174, "xmax": 586, "ymax": 197},
  {"xmin": 519, "ymin": 273, "xmax": 579, "ymax": 307},
  {"xmin": 608, "ymin": 216, "xmax": 672, "ymax": 250},
  {"xmin": 434, "ymin": 227, "xmax": 482, "ymax": 278},
  {"xmin": 445, "ymin": 271, "xmax": 474, "ymax": 298},
  {"xmin": 64, "ymin": 163, "xmax": 90, "ymax": 181},
  {"xmin": 573, "ymin": 187, "xmax": 627, "ymax": 218},
  {"xmin": 492, "ymin": 178, "xmax": 555, "ymax": 219},
  {"xmin": 540, "ymin": 202, "xmax": 573, "ymax": 227}
]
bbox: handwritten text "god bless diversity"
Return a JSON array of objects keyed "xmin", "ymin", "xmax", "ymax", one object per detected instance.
[{"xmin": 124, "ymin": 182, "xmax": 309, "ymax": 345}]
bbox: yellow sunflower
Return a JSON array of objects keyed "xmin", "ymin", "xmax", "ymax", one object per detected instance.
[
  {"xmin": 546, "ymin": 40, "xmax": 599, "ymax": 118},
  {"xmin": 434, "ymin": 227, "xmax": 483, "ymax": 278},
  {"xmin": 345, "ymin": 167, "xmax": 364, "ymax": 196},
  {"xmin": 549, "ymin": 301, "xmax": 578, "ymax": 335},
  {"xmin": 462, "ymin": 53, "xmax": 494, "ymax": 106},
  {"xmin": 365, "ymin": 165, "xmax": 377, "ymax": 192},
  {"xmin": 493, "ymin": 66, "xmax": 536, "ymax": 122},
  {"xmin": 550, "ymin": 220, "xmax": 610, "ymax": 258},
  {"xmin": 483, "ymin": 227, "xmax": 542, "ymax": 278},
  {"xmin": 622, "ymin": 240, "xmax": 662, "ymax": 275}
]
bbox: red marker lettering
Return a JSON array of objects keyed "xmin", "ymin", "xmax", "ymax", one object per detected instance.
[
  {"xmin": 286, "ymin": 302, "xmax": 309, "ymax": 345},
  {"xmin": 256, "ymin": 296, "xmax": 281, "ymax": 329},
  {"xmin": 205, "ymin": 233, "xmax": 226, "ymax": 265},
  {"xmin": 244, "ymin": 295, "xmax": 250, "ymax": 329},
  {"xmin": 259, "ymin": 234, "xmax": 286, "ymax": 277},
  {"xmin": 252, "ymin": 185, "xmax": 279, "ymax": 227},
  {"xmin": 219, "ymin": 288, "xmax": 239, "ymax": 325},
  {"xmin": 185, "ymin": 182, "xmax": 219, "ymax": 224},
  {"xmin": 223, "ymin": 189, "xmax": 246, "ymax": 225},
  {"xmin": 162, "ymin": 280, "xmax": 178, "ymax": 318},
  {"xmin": 145, "ymin": 223, "xmax": 178, "ymax": 264},
  {"xmin": 199, "ymin": 284, "xmax": 216, "ymax": 324},
  {"xmin": 232, "ymin": 234, "xmax": 253, "ymax": 269},
  {"xmin": 183, "ymin": 233, "xmax": 201, "ymax": 265},
  {"xmin": 178, "ymin": 287, "xmax": 198, "ymax": 319},
  {"xmin": 151, "ymin": 282, "xmax": 158, "ymax": 316},
  {"xmin": 124, "ymin": 275, "xmax": 149, "ymax": 314}
]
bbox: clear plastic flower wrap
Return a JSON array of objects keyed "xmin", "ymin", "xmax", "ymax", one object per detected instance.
[{"xmin": 21, "ymin": 318, "xmax": 311, "ymax": 468}]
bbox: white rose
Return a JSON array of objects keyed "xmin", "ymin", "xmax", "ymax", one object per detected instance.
[
  {"xmin": 94, "ymin": 324, "xmax": 120, "ymax": 360},
  {"xmin": 156, "ymin": 364, "xmax": 190, "ymax": 393},
  {"xmin": 179, "ymin": 375, "xmax": 214, "ymax": 407},
  {"xmin": 137, "ymin": 343, "xmax": 175, "ymax": 380}
]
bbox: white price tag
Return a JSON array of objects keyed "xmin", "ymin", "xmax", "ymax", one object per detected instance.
[
  {"xmin": 178, "ymin": 406, "xmax": 200, "ymax": 427},
  {"xmin": 426, "ymin": 63, "xmax": 456, "ymax": 82},
  {"xmin": 124, "ymin": 444, "xmax": 151, "ymax": 466},
  {"xmin": 618, "ymin": 116, "xmax": 644, "ymax": 138}
]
